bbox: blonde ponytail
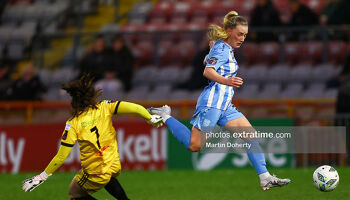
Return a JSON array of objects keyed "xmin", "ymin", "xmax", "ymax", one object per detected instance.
[
  {"xmin": 207, "ymin": 24, "xmax": 229, "ymax": 41},
  {"xmin": 223, "ymin": 11, "xmax": 239, "ymax": 26},
  {"xmin": 207, "ymin": 10, "xmax": 248, "ymax": 41}
]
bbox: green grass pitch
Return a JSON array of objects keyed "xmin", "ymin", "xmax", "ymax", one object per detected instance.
[{"xmin": 1, "ymin": 168, "xmax": 349, "ymax": 200}]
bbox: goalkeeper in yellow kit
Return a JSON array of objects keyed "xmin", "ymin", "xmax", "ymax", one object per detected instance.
[{"xmin": 22, "ymin": 74, "xmax": 163, "ymax": 200}]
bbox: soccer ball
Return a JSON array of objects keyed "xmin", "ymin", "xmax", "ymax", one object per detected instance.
[{"xmin": 313, "ymin": 165, "xmax": 339, "ymax": 192}]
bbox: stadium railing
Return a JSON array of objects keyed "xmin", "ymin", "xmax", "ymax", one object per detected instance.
[{"xmin": 0, "ymin": 99, "xmax": 336, "ymax": 125}]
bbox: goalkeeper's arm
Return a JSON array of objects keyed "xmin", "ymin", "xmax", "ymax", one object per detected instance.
[
  {"xmin": 44, "ymin": 145, "xmax": 72, "ymax": 175},
  {"xmin": 117, "ymin": 101, "xmax": 151, "ymax": 120},
  {"xmin": 22, "ymin": 145, "xmax": 72, "ymax": 192},
  {"xmin": 117, "ymin": 101, "xmax": 163, "ymax": 127}
]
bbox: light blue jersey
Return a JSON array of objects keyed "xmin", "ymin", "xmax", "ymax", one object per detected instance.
[{"xmin": 197, "ymin": 40, "xmax": 239, "ymax": 110}]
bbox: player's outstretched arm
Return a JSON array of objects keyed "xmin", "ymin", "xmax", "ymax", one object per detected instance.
[
  {"xmin": 203, "ymin": 67, "xmax": 243, "ymax": 88},
  {"xmin": 117, "ymin": 101, "xmax": 163, "ymax": 127},
  {"xmin": 22, "ymin": 145, "xmax": 72, "ymax": 192}
]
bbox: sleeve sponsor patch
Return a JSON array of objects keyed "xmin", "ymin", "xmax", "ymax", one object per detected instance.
[
  {"xmin": 65, "ymin": 123, "xmax": 71, "ymax": 130},
  {"xmin": 207, "ymin": 57, "xmax": 218, "ymax": 65},
  {"xmin": 62, "ymin": 130, "xmax": 68, "ymax": 140}
]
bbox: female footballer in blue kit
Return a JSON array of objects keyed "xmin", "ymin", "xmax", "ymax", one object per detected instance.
[{"xmin": 148, "ymin": 11, "xmax": 291, "ymax": 190}]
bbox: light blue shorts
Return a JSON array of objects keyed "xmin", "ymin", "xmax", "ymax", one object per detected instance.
[{"xmin": 190, "ymin": 104, "xmax": 244, "ymax": 132}]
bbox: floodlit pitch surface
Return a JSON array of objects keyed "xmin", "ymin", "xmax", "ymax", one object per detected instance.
[{"xmin": 2, "ymin": 168, "xmax": 350, "ymax": 200}]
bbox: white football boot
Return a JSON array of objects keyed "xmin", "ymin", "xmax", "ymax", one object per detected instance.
[
  {"xmin": 147, "ymin": 105, "xmax": 171, "ymax": 119},
  {"xmin": 261, "ymin": 174, "xmax": 291, "ymax": 191}
]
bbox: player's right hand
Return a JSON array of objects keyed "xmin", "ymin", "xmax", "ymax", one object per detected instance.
[
  {"xmin": 22, "ymin": 171, "xmax": 49, "ymax": 192},
  {"xmin": 148, "ymin": 114, "xmax": 163, "ymax": 128},
  {"xmin": 225, "ymin": 77, "xmax": 243, "ymax": 88}
]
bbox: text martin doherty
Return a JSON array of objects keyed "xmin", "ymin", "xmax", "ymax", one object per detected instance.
[{"xmin": 205, "ymin": 142, "xmax": 251, "ymax": 149}]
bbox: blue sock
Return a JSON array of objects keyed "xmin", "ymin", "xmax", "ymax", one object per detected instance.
[
  {"xmin": 165, "ymin": 117, "xmax": 191, "ymax": 149},
  {"xmin": 247, "ymin": 139, "xmax": 268, "ymax": 175}
]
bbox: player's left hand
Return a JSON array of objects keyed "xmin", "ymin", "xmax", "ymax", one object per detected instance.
[
  {"xmin": 148, "ymin": 114, "xmax": 163, "ymax": 128},
  {"xmin": 22, "ymin": 171, "xmax": 49, "ymax": 192}
]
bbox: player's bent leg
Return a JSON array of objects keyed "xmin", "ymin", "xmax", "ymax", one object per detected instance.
[
  {"xmin": 104, "ymin": 177, "xmax": 130, "ymax": 200},
  {"xmin": 224, "ymin": 116, "xmax": 290, "ymax": 190},
  {"xmin": 188, "ymin": 127, "xmax": 203, "ymax": 152},
  {"xmin": 68, "ymin": 178, "xmax": 96, "ymax": 200},
  {"xmin": 224, "ymin": 117, "xmax": 268, "ymax": 174},
  {"xmin": 224, "ymin": 116, "xmax": 254, "ymax": 141}
]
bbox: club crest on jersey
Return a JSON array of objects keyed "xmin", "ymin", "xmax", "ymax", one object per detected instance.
[
  {"xmin": 208, "ymin": 57, "xmax": 218, "ymax": 65},
  {"xmin": 62, "ymin": 130, "xmax": 68, "ymax": 140}
]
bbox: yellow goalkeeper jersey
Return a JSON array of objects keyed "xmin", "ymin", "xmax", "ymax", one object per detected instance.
[{"xmin": 61, "ymin": 100, "xmax": 121, "ymax": 175}]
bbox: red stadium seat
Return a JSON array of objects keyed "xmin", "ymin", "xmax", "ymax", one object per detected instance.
[
  {"xmin": 302, "ymin": 42, "xmax": 323, "ymax": 64},
  {"xmin": 121, "ymin": 24, "xmax": 144, "ymax": 46},
  {"xmin": 169, "ymin": 2, "xmax": 191, "ymax": 24},
  {"xmin": 273, "ymin": 0, "xmax": 289, "ymax": 12},
  {"xmin": 149, "ymin": 15, "xmax": 167, "ymax": 25},
  {"xmin": 177, "ymin": 0, "xmax": 198, "ymax": 3},
  {"xmin": 148, "ymin": 1, "xmax": 174, "ymax": 25},
  {"xmin": 177, "ymin": 23, "xmax": 206, "ymax": 42},
  {"xmin": 191, "ymin": 15, "xmax": 209, "ymax": 25},
  {"xmin": 259, "ymin": 42, "xmax": 280, "ymax": 65},
  {"xmin": 152, "ymin": 1, "xmax": 174, "ymax": 14},
  {"xmin": 273, "ymin": 0, "xmax": 289, "ymax": 23},
  {"xmin": 190, "ymin": 1, "xmax": 212, "ymax": 24},
  {"xmin": 158, "ymin": 41, "xmax": 173, "ymax": 66},
  {"xmin": 157, "ymin": 24, "xmax": 182, "ymax": 43},
  {"xmin": 284, "ymin": 42, "xmax": 302, "ymax": 64},
  {"xmin": 141, "ymin": 24, "xmax": 165, "ymax": 41},
  {"xmin": 121, "ymin": 24, "xmax": 159, "ymax": 46},
  {"xmin": 9, "ymin": 0, "xmax": 32, "ymax": 5},
  {"xmin": 133, "ymin": 41, "xmax": 155, "ymax": 66},
  {"xmin": 301, "ymin": 0, "xmax": 327, "ymax": 14},
  {"xmin": 210, "ymin": 15, "xmax": 223, "ymax": 25},
  {"xmin": 328, "ymin": 41, "xmax": 348, "ymax": 64},
  {"xmin": 164, "ymin": 41, "xmax": 195, "ymax": 66},
  {"xmin": 214, "ymin": 0, "xmax": 254, "ymax": 18},
  {"xmin": 210, "ymin": 0, "xmax": 254, "ymax": 24},
  {"xmin": 169, "ymin": 48, "xmax": 183, "ymax": 66},
  {"xmin": 176, "ymin": 40, "xmax": 196, "ymax": 66},
  {"xmin": 241, "ymin": 42, "xmax": 259, "ymax": 65},
  {"xmin": 239, "ymin": 0, "xmax": 255, "ymax": 16},
  {"xmin": 212, "ymin": 1, "xmax": 237, "ymax": 24},
  {"xmin": 156, "ymin": 23, "xmax": 206, "ymax": 43},
  {"xmin": 157, "ymin": 39, "xmax": 196, "ymax": 66},
  {"xmin": 170, "ymin": 15, "xmax": 188, "ymax": 25}
]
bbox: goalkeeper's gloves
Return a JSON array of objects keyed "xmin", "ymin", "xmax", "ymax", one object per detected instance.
[
  {"xmin": 147, "ymin": 114, "xmax": 163, "ymax": 128},
  {"xmin": 22, "ymin": 171, "xmax": 50, "ymax": 192}
]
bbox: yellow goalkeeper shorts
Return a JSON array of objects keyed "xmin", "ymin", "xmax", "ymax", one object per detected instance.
[{"xmin": 75, "ymin": 164, "xmax": 121, "ymax": 194}]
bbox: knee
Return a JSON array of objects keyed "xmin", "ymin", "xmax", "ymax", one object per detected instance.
[
  {"xmin": 188, "ymin": 143, "xmax": 201, "ymax": 152},
  {"xmin": 188, "ymin": 128, "xmax": 202, "ymax": 152},
  {"xmin": 68, "ymin": 186, "xmax": 81, "ymax": 200}
]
